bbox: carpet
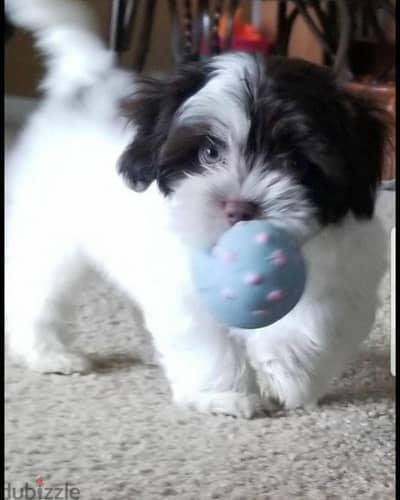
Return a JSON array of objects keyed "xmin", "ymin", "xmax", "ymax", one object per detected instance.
[{"xmin": 5, "ymin": 125, "xmax": 395, "ymax": 500}]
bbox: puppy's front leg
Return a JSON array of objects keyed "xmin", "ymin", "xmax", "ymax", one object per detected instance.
[
  {"xmin": 144, "ymin": 296, "xmax": 262, "ymax": 419},
  {"xmin": 245, "ymin": 326, "xmax": 348, "ymax": 412}
]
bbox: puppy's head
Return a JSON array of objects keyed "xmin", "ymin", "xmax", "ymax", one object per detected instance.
[{"xmin": 119, "ymin": 53, "xmax": 387, "ymax": 249}]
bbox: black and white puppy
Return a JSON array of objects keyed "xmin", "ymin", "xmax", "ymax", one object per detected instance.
[{"xmin": 6, "ymin": 0, "xmax": 388, "ymax": 417}]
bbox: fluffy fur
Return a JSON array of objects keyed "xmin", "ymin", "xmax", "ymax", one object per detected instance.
[{"xmin": 5, "ymin": 0, "xmax": 388, "ymax": 418}]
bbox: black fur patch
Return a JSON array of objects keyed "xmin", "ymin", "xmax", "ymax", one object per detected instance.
[
  {"xmin": 245, "ymin": 57, "xmax": 388, "ymax": 222},
  {"xmin": 118, "ymin": 63, "xmax": 211, "ymax": 192},
  {"xmin": 119, "ymin": 54, "xmax": 387, "ymax": 224}
]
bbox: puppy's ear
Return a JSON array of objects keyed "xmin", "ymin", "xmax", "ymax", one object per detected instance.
[
  {"xmin": 118, "ymin": 65, "xmax": 208, "ymax": 192},
  {"xmin": 343, "ymin": 87, "xmax": 391, "ymax": 218}
]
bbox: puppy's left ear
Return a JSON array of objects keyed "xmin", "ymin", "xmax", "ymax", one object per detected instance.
[
  {"xmin": 118, "ymin": 65, "xmax": 208, "ymax": 192},
  {"xmin": 343, "ymin": 86, "xmax": 392, "ymax": 218}
]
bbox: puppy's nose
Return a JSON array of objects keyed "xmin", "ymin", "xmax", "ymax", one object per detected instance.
[{"xmin": 223, "ymin": 199, "xmax": 258, "ymax": 226}]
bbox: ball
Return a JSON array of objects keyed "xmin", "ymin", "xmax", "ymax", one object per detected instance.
[{"xmin": 191, "ymin": 220, "xmax": 307, "ymax": 329}]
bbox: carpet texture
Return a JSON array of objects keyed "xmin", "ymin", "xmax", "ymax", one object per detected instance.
[{"xmin": 5, "ymin": 126, "xmax": 395, "ymax": 500}]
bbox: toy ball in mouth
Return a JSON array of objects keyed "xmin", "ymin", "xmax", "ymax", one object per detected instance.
[{"xmin": 191, "ymin": 220, "xmax": 307, "ymax": 329}]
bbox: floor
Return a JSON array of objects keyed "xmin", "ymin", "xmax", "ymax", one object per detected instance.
[{"xmin": 5, "ymin": 123, "xmax": 396, "ymax": 500}]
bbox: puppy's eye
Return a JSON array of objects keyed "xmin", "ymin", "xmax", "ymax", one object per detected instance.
[
  {"xmin": 287, "ymin": 156, "xmax": 310, "ymax": 172},
  {"xmin": 199, "ymin": 144, "xmax": 221, "ymax": 164},
  {"xmin": 287, "ymin": 158, "xmax": 300, "ymax": 169}
]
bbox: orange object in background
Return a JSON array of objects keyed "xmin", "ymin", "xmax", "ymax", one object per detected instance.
[{"xmin": 201, "ymin": 9, "xmax": 273, "ymax": 54}]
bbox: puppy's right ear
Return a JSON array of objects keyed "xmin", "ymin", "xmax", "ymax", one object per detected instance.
[{"xmin": 118, "ymin": 65, "xmax": 208, "ymax": 192}]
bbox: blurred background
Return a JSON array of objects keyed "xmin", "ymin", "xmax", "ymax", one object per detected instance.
[
  {"xmin": 4, "ymin": 0, "xmax": 395, "ymax": 182},
  {"xmin": 5, "ymin": 1, "xmax": 395, "ymax": 91}
]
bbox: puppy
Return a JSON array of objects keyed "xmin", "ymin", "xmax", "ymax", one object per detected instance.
[{"xmin": 5, "ymin": 0, "xmax": 388, "ymax": 418}]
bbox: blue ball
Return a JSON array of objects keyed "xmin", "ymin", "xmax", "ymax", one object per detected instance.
[{"xmin": 191, "ymin": 221, "xmax": 307, "ymax": 329}]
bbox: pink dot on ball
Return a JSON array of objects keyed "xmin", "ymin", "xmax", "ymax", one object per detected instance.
[
  {"xmin": 244, "ymin": 273, "xmax": 264, "ymax": 285},
  {"xmin": 221, "ymin": 287, "xmax": 235, "ymax": 299},
  {"xmin": 255, "ymin": 232, "xmax": 270, "ymax": 244},
  {"xmin": 221, "ymin": 250, "xmax": 235, "ymax": 264},
  {"xmin": 267, "ymin": 289, "xmax": 284, "ymax": 302},
  {"xmin": 272, "ymin": 250, "xmax": 287, "ymax": 265}
]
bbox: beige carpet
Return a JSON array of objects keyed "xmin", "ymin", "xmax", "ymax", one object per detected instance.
[{"xmin": 5, "ymin": 124, "xmax": 395, "ymax": 500}]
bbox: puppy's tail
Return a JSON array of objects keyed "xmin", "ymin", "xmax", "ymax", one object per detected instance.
[{"xmin": 5, "ymin": 0, "xmax": 114, "ymax": 97}]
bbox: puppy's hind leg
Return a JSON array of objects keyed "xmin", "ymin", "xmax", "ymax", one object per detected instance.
[{"xmin": 5, "ymin": 242, "xmax": 92, "ymax": 374}]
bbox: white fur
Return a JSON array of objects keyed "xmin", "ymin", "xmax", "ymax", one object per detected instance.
[
  {"xmin": 171, "ymin": 155, "xmax": 316, "ymax": 250},
  {"xmin": 177, "ymin": 53, "xmax": 260, "ymax": 144},
  {"xmin": 5, "ymin": 0, "xmax": 388, "ymax": 418}
]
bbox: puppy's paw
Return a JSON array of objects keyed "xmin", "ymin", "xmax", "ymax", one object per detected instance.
[
  {"xmin": 257, "ymin": 373, "xmax": 285, "ymax": 414},
  {"xmin": 176, "ymin": 391, "xmax": 264, "ymax": 419},
  {"xmin": 255, "ymin": 359, "xmax": 314, "ymax": 412},
  {"xmin": 26, "ymin": 349, "xmax": 92, "ymax": 375}
]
